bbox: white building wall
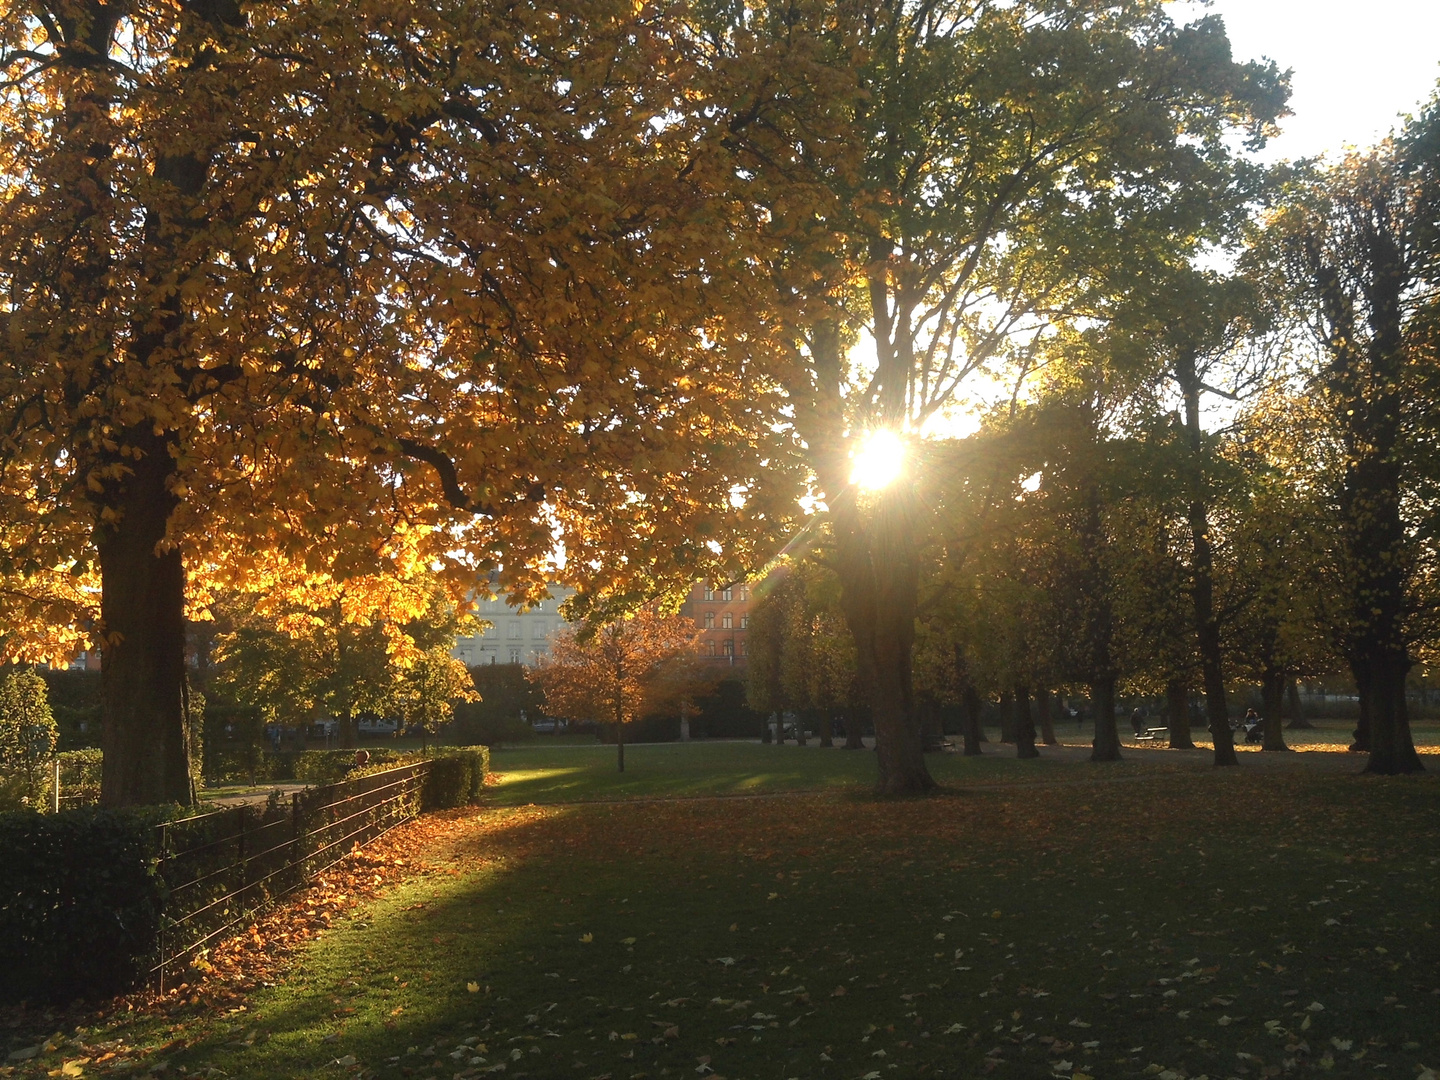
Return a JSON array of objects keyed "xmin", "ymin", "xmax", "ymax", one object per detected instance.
[{"xmin": 452, "ymin": 586, "xmax": 576, "ymax": 668}]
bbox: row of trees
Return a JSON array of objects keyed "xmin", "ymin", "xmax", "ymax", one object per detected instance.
[
  {"xmin": 746, "ymin": 114, "xmax": 1440, "ymax": 779},
  {"xmin": 1, "ymin": 0, "xmax": 1432, "ymax": 800}
]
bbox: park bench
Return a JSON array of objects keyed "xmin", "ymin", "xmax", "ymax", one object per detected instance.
[{"xmin": 1134, "ymin": 724, "xmax": 1170, "ymax": 741}]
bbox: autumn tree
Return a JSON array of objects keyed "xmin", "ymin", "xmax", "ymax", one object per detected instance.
[
  {"xmin": 735, "ymin": 0, "xmax": 1287, "ymax": 792},
  {"xmin": 532, "ymin": 609, "xmax": 703, "ymax": 772},
  {"xmin": 211, "ymin": 567, "xmax": 476, "ymax": 748},
  {"xmin": 1253, "ymin": 101, "xmax": 1440, "ymax": 774},
  {"xmin": 746, "ymin": 562, "xmax": 859, "ymax": 748},
  {"xmin": 0, "ymin": 0, "xmax": 831, "ymax": 804}
]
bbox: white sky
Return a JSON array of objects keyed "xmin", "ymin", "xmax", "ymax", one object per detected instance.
[{"xmin": 1166, "ymin": 0, "xmax": 1440, "ymax": 161}]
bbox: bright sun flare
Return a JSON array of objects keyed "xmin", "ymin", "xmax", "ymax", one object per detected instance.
[{"xmin": 849, "ymin": 429, "xmax": 906, "ymax": 491}]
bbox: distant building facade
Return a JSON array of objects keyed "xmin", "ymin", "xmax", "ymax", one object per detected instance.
[
  {"xmin": 452, "ymin": 586, "xmax": 576, "ymax": 667},
  {"xmin": 680, "ymin": 579, "xmax": 755, "ymax": 668}
]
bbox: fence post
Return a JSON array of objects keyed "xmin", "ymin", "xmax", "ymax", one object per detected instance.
[
  {"xmin": 51, "ymin": 757, "xmax": 60, "ymax": 814},
  {"xmin": 157, "ymin": 821, "xmax": 169, "ymax": 995},
  {"xmin": 236, "ymin": 804, "xmax": 248, "ymax": 911},
  {"xmin": 291, "ymin": 791, "xmax": 304, "ymax": 885}
]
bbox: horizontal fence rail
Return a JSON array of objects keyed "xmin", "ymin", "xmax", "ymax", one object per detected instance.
[{"xmin": 152, "ymin": 762, "xmax": 427, "ymax": 991}]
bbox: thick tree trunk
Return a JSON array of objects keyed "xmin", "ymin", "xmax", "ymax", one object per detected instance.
[
  {"xmin": 796, "ymin": 710, "xmax": 810, "ymax": 747},
  {"xmin": 1014, "ymin": 685, "xmax": 1039, "ymax": 759},
  {"xmin": 997, "ymin": 690, "xmax": 1015, "ymax": 744},
  {"xmin": 1260, "ymin": 666, "xmax": 1290, "ymax": 752},
  {"xmin": 1036, "ymin": 688, "xmax": 1058, "ymax": 746},
  {"xmin": 1359, "ymin": 652, "xmax": 1422, "ymax": 774},
  {"xmin": 819, "ymin": 712, "xmax": 834, "ymax": 748},
  {"xmin": 1285, "ymin": 678, "xmax": 1313, "ymax": 729},
  {"xmin": 1089, "ymin": 678, "xmax": 1122, "ymax": 762},
  {"xmin": 98, "ymin": 429, "xmax": 192, "ymax": 808},
  {"xmin": 960, "ymin": 684, "xmax": 983, "ymax": 756},
  {"xmin": 843, "ymin": 711, "xmax": 865, "ymax": 750},
  {"xmin": 832, "ymin": 487, "xmax": 933, "ymax": 793},
  {"xmin": 1166, "ymin": 679, "xmax": 1196, "ymax": 749}
]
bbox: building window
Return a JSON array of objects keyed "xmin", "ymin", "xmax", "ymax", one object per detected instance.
[
  {"xmin": 741, "ymin": 640, "xmax": 748, "ymax": 656},
  {"xmin": 739, "ymin": 585, "xmax": 749, "ymax": 601},
  {"xmin": 531, "ymin": 621, "xmax": 547, "ymax": 640},
  {"xmin": 703, "ymin": 585, "xmax": 714, "ymax": 601},
  {"xmin": 722, "ymin": 612, "xmax": 732, "ymax": 629},
  {"xmin": 706, "ymin": 641, "xmax": 716, "ymax": 656},
  {"xmin": 509, "ymin": 648, "xmax": 521, "ymax": 664},
  {"xmin": 507, "ymin": 622, "xmax": 521, "ymax": 639},
  {"xmin": 704, "ymin": 611, "xmax": 715, "ymax": 629},
  {"xmin": 722, "ymin": 586, "xmax": 733, "ymax": 601},
  {"xmin": 740, "ymin": 614, "xmax": 749, "ymax": 629},
  {"xmin": 722, "ymin": 639, "xmax": 734, "ymax": 657}
]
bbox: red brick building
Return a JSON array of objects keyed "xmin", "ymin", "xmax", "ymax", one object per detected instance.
[{"xmin": 681, "ymin": 580, "xmax": 755, "ymax": 668}]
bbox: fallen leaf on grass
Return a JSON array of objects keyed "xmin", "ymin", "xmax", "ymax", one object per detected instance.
[
  {"xmin": 581, "ymin": 933, "xmax": 594, "ymax": 943},
  {"xmin": 467, "ymin": 982, "xmax": 479, "ymax": 993}
]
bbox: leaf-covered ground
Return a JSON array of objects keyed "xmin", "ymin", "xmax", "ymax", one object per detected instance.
[{"xmin": 5, "ymin": 746, "xmax": 1439, "ymax": 1080}]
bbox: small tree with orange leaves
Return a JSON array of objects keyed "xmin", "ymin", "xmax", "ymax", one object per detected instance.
[{"xmin": 532, "ymin": 610, "xmax": 704, "ymax": 772}]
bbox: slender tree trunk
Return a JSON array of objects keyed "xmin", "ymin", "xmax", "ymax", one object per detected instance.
[
  {"xmin": 998, "ymin": 690, "xmax": 1015, "ymax": 744},
  {"xmin": 1035, "ymin": 688, "xmax": 1058, "ymax": 746},
  {"xmin": 1285, "ymin": 678, "xmax": 1313, "ymax": 729},
  {"xmin": 796, "ymin": 710, "xmax": 810, "ymax": 747},
  {"xmin": 819, "ymin": 711, "xmax": 834, "ymax": 748},
  {"xmin": 920, "ymin": 698, "xmax": 946, "ymax": 751},
  {"xmin": 1176, "ymin": 353, "xmax": 1237, "ymax": 767},
  {"xmin": 1166, "ymin": 679, "xmax": 1196, "ymax": 749},
  {"xmin": 1260, "ymin": 665, "xmax": 1290, "ymax": 752},
  {"xmin": 339, "ymin": 710, "xmax": 358, "ymax": 750},
  {"xmin": 1350, "ymin": 666, "xmax": 1371, "ymax": 752},
  {"xmin": 1076, "ymin": 470, "xmax": 1121, "ymax": 764},
  {"xmin": 844, "ymin": 710, "xmax": 865, "ymax": 750},
  {"xmin": 1014, "ymin": 685, "xmax": 1039, "ymax": 759},
  {"xmin": 960, "ymin": 684, "xmax": 984, "ymax": 756},
  {"xmin": 98, "ymin": 427, "xmax": 192, "ymax": 808},
  {"xmin": 1090, "ymin": 678, "xmax": 1122, "ymax": 762}
]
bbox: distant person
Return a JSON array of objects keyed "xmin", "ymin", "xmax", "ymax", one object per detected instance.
[
  {"xmin": 354, "ymin": 749, "xmax": 371, "ymax": 768},
  {"xmin": 1131, "ymin": 708, "xmax": 1146, "ymax": 736}
]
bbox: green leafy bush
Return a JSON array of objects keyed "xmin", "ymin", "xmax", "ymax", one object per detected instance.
[
  {"xmin": 0, "ymin": 806, "xmax": 169, "ymax": 1003},
  {"xmin": 0, "ymin": 670, "xmax": 58, "ymax": 809},
  {"xmin": 56, "ymin": 748, "xmax": 103, "ymax": 807},
  {"xmin": 420, "ymin": 748, "xmax": 488, "ymax": 809},
  {"xmin": 293, "ymin": 747, "xmax": 411, "ymax": 785}
]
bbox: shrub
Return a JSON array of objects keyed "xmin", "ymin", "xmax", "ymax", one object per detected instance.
[
  {"xmin": 0, "ymin": 806, "xmax": 170, "ymax": 1003},
  {"xmin": 420, "ymin": 748, "xmax": 488, "ymax": 809},
  {"xmin": 292, "ymin": 747, "xmax": 413, "ymax": 785},
  {"xmin": 56, "ymin": 748, "xmax": 103, "ymax": 808},
  {"xmin": 0, "ymin": 670, "xmax": 58, "ymax": 809}
]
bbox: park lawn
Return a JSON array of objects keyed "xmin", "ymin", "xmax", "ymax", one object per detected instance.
[
  {"xmin": 484, "ymin": 740, "xmax": 1174, "ymax": 807},
  {"xmin": 32, "ymin": 755, "xmax": 1439, "ymax": 1080}
]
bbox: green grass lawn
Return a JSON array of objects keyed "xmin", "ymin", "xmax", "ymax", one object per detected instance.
[
  {"xmin": 13, "ymin": 745, "xmax": 1439, "ymax": 1080},
  {"xmin": 484, "ymin": 741, "xmax": 1093, "ymax": 806}
]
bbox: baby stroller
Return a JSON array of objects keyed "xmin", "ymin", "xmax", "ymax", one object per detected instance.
[{"xmin": 1238, "ymin": 709, "xmax": 1263, "ymax": 743}]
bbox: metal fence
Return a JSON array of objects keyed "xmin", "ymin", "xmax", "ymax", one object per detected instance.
[{"xmin": 152, "ymin": 762, "xmax": 428, "ymax": 991}]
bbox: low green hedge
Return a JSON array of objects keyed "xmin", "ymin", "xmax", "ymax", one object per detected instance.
[
  {"xmin": 420, "ymin": 748, "xmax": 488, "ymax": 809},
  {"xmin": 0, "ymin": 806, "xmax": 169, "ymax": 1004}
]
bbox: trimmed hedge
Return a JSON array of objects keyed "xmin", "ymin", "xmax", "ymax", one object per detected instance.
[
  {"xmin": 0, "ymin": 806, "xmax": 169, "ymax": 1003},
  {"xmin": 420, "ymin": 748, "xmax": 488, "ymax": 809}
]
